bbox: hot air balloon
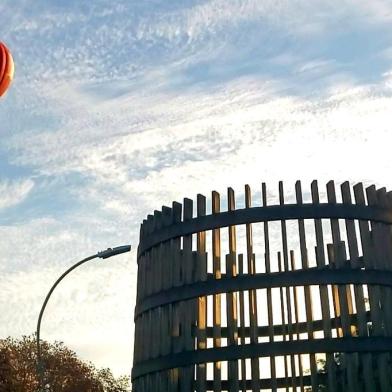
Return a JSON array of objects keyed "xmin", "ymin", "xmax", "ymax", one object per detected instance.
[{"xmin": 0, "ymin": 42, "xmax": 14, "ymax": 97}]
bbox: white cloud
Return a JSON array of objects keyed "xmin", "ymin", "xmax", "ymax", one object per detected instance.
[{"xmin": 0, "ymin": 179, "xmax": 34, "ymax": 209}]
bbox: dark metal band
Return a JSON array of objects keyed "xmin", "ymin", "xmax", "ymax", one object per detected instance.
[
  {"xmin": 205, "ymin": 374, "xmax": 327, "ymax": 390},
  {"xmin": 135, "ymin": 268, "xmax": 392, "ymax": 318},
  {"xmin": 132, "ymin": 337, "xmax": 392, "ymax": 380},
  {"xmin": 138, "ymin": 203, "xmax": 392, "ymax": 257},
  {"xmin": 196, "ymin": 311, "xmax": 371, "ymax": 339}
]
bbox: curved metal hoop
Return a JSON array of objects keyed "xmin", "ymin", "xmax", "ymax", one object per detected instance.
[
  {"xmin": 138, "ymin": 203, "xmax": 392, "ymax": 257},
  {"xmin": 135, "ymin": 268, "xmax": 392, "ymax": 318},
  {"xmin": 132, "ymin": 337, "xmax": 392, "ymax": 380}
]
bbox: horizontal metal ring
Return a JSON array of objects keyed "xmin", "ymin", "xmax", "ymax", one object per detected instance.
[
  {"xmin": 135, "ymin": 268, "xmax": 392, "ymax": 318},
  {"xmin": 138, "ymin": 203, "xmax": 392, "ymax": 257},
  {"xmin": 205, "ymin": 374, "xmax": 327, "ymax": 390},
  {"xmin": 132, "ymin": 337, "xmax": 392, "ymax": 380},
  {"xmin": 195, "ymin": 311, "xmax": 370, "ymax": 339}
]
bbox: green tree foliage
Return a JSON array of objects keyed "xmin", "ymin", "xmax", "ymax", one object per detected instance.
[{"xmin": 0, "ymin": 335, "xmax": 130, "ymax": 392}]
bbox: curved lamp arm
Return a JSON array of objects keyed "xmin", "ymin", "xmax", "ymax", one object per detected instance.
[{"xmin": 36, "ymin": 245, "xmax": 131, "ymax": 391}]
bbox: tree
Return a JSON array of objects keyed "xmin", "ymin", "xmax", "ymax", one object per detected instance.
[{"xmin": 0, "ymin": 335, "xmax": 130, "ymax": 392}]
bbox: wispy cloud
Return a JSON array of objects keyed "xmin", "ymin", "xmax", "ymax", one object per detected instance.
[{"xmin": 0, "ymin": 179, "xmax": 34, "ymax": 209}]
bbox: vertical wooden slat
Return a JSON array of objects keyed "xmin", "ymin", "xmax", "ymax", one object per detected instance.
[
  {"xmin": 375, "ymin": 188, "xmax": 392, "ymax": 336},
  {"xmin": 162, "ymin": 206, "xmax": 175, "ymax": 392},
  {"xmin": 277, "ymin": 251, "xmax": 289, "ymax": 392},
  {"xmin": 371, "ymin": 187, "xmax": 392, "ymax": 333},
  {"xmin": 341, "ymin": 183, "xmax": 367, "ymax": 332},
  {"xmin": 384, "ymin": 190, "xmax": 392, "ymax": 388},
  {"xmin": 326, "ymin": 182, "xmax": 355, "ymax": 329},
  {"xmin": 365, "ymin": 185, "xmax": 391, "ymax": 392},
  {"xmin": 196, "ymin": 194, "xmax": 208, "ymax": 392},
  {"xmin": 310, "ymin": 180, "xmax": 337, "ymax": 392},
  {"xmin": 326, "ymin": 181, "xmax": 357, "ymax": 392},
  {"xmin": 167, "ymin": 204, "xmax": 181, "ymax": 392},
  {"xmin": 244, "ymin": 185, "xmax": 260, "ymax": 392},
  {"xmin": 145, "ymin": 215, "xmax": 154, "ymax": 390},
  {"xmin": 151, "ymin": 211, "xmax": 160, "ymax": 360},
  {"xmin": 153, "ymin": 215, "xmax": 162, "ymax": 392},
  {"xmin": 154, "ymin": 211, "xmax": 168, "ymax": 391},
  {"xmin": 383, "ymin": 190, "xmax": 392, "ymax": 336},
  {"xmin": 238, "ymin": 254, "xmax": 247, "ymax": 392},
  {"xmin": 181, "ymin": 198, "xmax": 194, "ymax": 391},
  {"xmin": 278, "ymin": 181, "xmax": 296, "ymax": 391},
  {"xmin": 134, "ymin": 221, "xmax": 146, "ymax": 392},
  {"xmin": 171, "ymin": 202, "xmax": 182, "ymax": 390},
  {"xmin": 227, "ymin": 188, "xmax": 239, "ymax": 392},
  {"xmin": 290, "ymin": 250, "xmax": 305, "ymax": 392},
  {"xmin": 353, "ymin": 184, "xmax": 383, "ymax": 332},
  {"xmin": 341, "ymin": 182, "xmax": 374, "ymax": 392},
  {"xmin": 134, "ymin": 223, "xmax": 144, "ymax": 366},
  {"xmin": 262, "ymin": 182, "xmax": 277, "ymax": 392},
  {"xmin": 326, "ymin": 243, "xmax": 354, "ymax": 391},
  {"xmin": 212, "ymin": 191, "xmax": 222, "ymax": 392},
  {"xmin": 295, "ymin": 180, "xmax": 317, "ymax": 391},
  {"xmin": 353, "ymin": 183, "xmax": 388, "ymax": 392},
  {"xmin": 140, "ymin": 220, "xmax": 149, "ymax": 392}
]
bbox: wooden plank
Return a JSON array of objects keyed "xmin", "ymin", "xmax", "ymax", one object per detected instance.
[
  {"xmin": 145, "ymin": 215, "xmax": 155, "ymax": 390},
  {"xmin": 162, "ymin": 206, "xmax": 174, "ymax": 391},
  {"xmin": 310, "ymin": 180, "xmax": 337, "ymax": 392},
  {"xmin": 262, "ymin": 182, "xmax": 277, "ymax": 392},
  {"xmin": 181, "ymin": 198, "xmax": 194, "ymax": 391},
  {"xmin": 354, "ymin": 183, "xmax": 389, "ymax": 392},
  {"xmin": 372, "ymin": 187, "xmax": 392, "ymax": 392},
  {"xmin": 196, "ymin": 194, "xmax": 208, "ymax": 392},
  {"xmin": 353, "ymin": 184, "xmax": 383, "ymax": 330},
  {"xmin": 143, "ymin": 215, "xmax": 152, "ymax": 392},
  {"xmin": 171, "ymin": 202, "xmax": 182, "ymax": 390},
  {"xmin": 365, "ymin": 186, "xmax": 391, "ymax": 392},
  {"xmin": 151, "ymin": 212, "xmax": 160, "ymax": 360},
  {"xmin": 326, "ymin": 181, "xmax": 357, "ymax": 392},
  {"xmin": 153, "ymin": 211, "xmax": 167, "ymax": 390},
  {"xmin": 295, "ymin": 180, "xmax": 317, "ymax": 391},
  {"xmin": 290, "ymin": 250, "xmax": 305, "ymax": 392},
  {"xmin": 238, "ymin": 254, "xmax": 247, "ymax": 392},
  {"xmin": 244, "ymin": 185, "xmax": 260, "ymax": 392},
  {"xmin": 384, "ymin": 190, "xmax": 392, "ymax": 389},
  {"xmin": 311, "ymin": 181, "xmax": 337, "ymax": 392},
  {"xmin": 373, "ymin": 188, "xmax": 392, "ymax": 336},
  {"xmin": 341, "ymin": 182, "xmax": 368, "ymax": 333},
  {"xmin": 278, "ymin": 181, "xmax": 296, "ymax": 391},
  {"xmin": 327, "ymin": 243, "xmax": 355, "ymax": 392},
  {"xmin": 212, "ymin": 191, "xmax": 222, "ymax": 392},
  {"xmin": 138, "ymin": 221, "xmax": 148, "ymax": 391},
  {"xmin": 278, "ymin": 252, "xmax": 289, "ymax": 392},
  {"xmin": 226, "ymin": 188, "xmax": 239, "ymax": 392},
  {"xmin": 134, "ymin": 225, "xmax": 142, "ymax": 365},
  {"xmin": 341, "ymin": 181, "xmax": 374, "ymax": 392},
  {"xmin": 384, "ymin": 190, "xmax": 392, "ymax": 335},
  {"xmin": 326, "ymin": 181, "xmax": 355, "ymax": 328}
]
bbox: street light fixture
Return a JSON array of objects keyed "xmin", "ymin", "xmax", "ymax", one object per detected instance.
[{"xmin": 36, "ymin": 245, "xmax": 131, "ymax": 392}]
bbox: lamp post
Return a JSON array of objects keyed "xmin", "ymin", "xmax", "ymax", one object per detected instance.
[{"xmin": 36, "ymin": 245, "xmax": 131, "ymax": 392}]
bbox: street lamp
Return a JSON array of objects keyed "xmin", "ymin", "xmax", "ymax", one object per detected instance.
[{"xmin": 36, "ymin": 245, "xmax": 131, "ymax": 392}]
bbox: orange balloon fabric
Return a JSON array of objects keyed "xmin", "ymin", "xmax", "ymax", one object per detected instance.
[{"xmin": 0, "ymin": 42, "xmax": 14, "ymax": 97}]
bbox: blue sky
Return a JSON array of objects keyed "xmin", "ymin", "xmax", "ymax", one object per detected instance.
[{"xmin": 1, "ymin": 0, "xmax": 392, "ymax": 377}]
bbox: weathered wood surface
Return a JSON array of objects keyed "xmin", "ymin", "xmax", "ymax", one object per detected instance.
[{"xmin": 133, "ymin": 181, "xmax": 392, "ymax": 391}]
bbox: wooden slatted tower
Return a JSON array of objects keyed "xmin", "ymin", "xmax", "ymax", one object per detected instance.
[{"xmin": 132, "ymin": 181, "xmax": 392, "ymax": 391}]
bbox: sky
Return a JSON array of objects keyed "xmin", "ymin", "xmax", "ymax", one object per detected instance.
[{"xmin": 1, "ymin": 0, "xmax": 392, "ymax": 379}]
